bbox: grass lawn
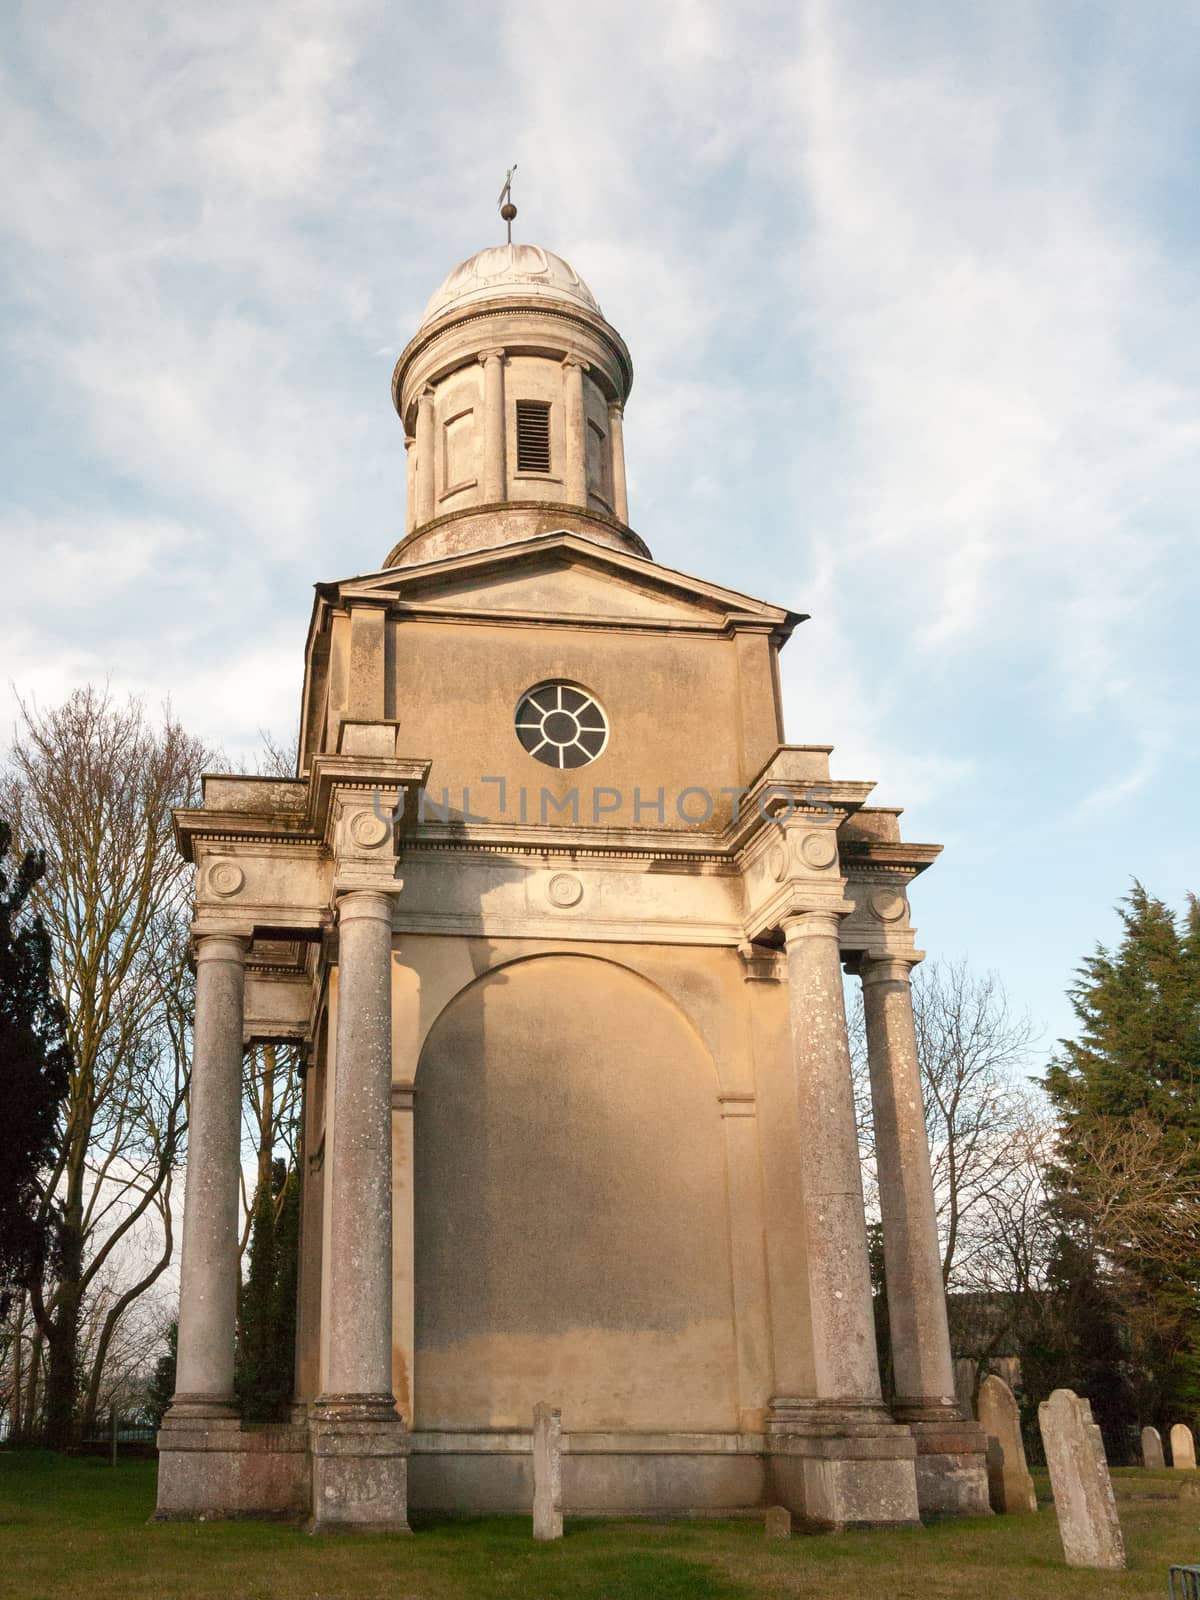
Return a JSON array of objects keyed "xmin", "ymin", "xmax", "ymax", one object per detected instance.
[{"xmin": 2, "ymin": 1453, "xmax": 1199, "ymax": 1600}]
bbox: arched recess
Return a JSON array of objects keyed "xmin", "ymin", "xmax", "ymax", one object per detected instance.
[{"xmin": 413, "ymin": 952, "xmax": 739, "ymax": 1432}]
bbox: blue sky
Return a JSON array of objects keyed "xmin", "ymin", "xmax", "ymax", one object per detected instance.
[{"xmin": 1, "ymin": 0, "xmax": 1197, "ymax": 1051}]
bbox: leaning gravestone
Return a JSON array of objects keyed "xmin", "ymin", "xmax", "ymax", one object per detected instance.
[
  {"xmin": 978, "ymin": 1374, "xmax": 1037, "ymax": 1514},
  {"xmin": 1142, "ymin": 1425, "xmax": 1165, "ymax": 1470},
  {"xmin": 1038, "ymin": 1389, "xmax": 1124, "ymax": 1569},
  {"xmin": 1172, "ymin": 1423, "xmax": 1197, "ymax": 1470},
  {"xmin": 532, "ymin": 1402, "xmax": 563, "ymax": 1540}
]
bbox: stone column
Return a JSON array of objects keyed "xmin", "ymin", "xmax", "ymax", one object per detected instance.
[
  {"xmin": 784, "ymin": 911, "xmax": 882, "ymax": 1405},
  {"xmin": 415, "ymin": 386, "xmax": 436, "ymax": 527},
  {"xmin": 171, "ymin": 933, "xmax": 248, "ymax": 1416},
  {"xmin": 404, "ymin": 435, "xmax": 416, "ymax": 533},
  {"xmin": 857, "ymin": 950, "xmax": 990, "ymax": 1517},
  {"xmin": 767, "ymin": 909, "xmax": 919, "ymax": 1529},
  {"xmin": 859, "ymin": 954, "xmax": 955, "ymax": 1417},
  {"xmin": 608, "ymin": 400, "xmax": 628, "ymax": 522},
  {"xmin": 480, "ymin": 348, "xmax": 507, "ymax": 502},
  {"xmin": 309, "ymin": 889, "xmax": 409, "ymax": 1533},
  {"xmin": 561, "ymin": 356, "xmax": 587, "ymax": 506}
]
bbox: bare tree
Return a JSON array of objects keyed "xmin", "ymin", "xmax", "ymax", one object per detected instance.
[
  {"xmin": 852, "ymin": 959, "xmax": 1042, "ymax": 1287},
  {"xmin": 1054, "ymin": 1112, "xmax": 1200, "ymax": 1374},
  {"xmin": 2, "ymin": 687, "xmax": 208, "ymax": 1445}
]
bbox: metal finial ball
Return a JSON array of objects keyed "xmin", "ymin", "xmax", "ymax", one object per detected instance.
[{"xmin": 500, "ymin": 202, "xmax": 517, "ymax": 222}]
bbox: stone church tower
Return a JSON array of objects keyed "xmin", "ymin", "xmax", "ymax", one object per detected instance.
[{"xmin": 156, "ymin": 240, "xmax": 988, "ymax": 1531}]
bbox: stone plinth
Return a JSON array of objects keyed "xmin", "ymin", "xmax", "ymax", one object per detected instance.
[
  {"xmin": 1038, "ymin": 1389, "xmax": 1124, "ymax": 1569},
  {"xmin": 767, "ymin": 1401, "xmax": 921, "ymax": 1531},
  {"xmin": 978, "ymin": 1375, "xmax": 1036, "ymax": 1514},
  {"xmin": 1142, "ymin": 1426, "xmax": 1165, "ymax": 1470},
  {"xmin": 904, "ymin": 1411, "xmax": 992, "ymax": 1518},
  {"xmin": 532, "ymin": 1403, "xmax": 563, "ymax": 1540},
  {"xmin": 308, "ymin": 1396, "xmax": 410, "ymax": 1536},
  {"xmin": 154, "ymin": 1418, "xmax": 309, "ymax": 1520},
  {"xmin": 408, "ymin": 1427, "xmax": 768, "ymax": 1514},
  {"xmin": 1171, "ymin": 1423, "xmax": 1197, "ymax": 1470}
]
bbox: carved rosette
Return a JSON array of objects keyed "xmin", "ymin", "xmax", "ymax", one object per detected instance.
[
  {"xmin": 546, "ymin": 872, "xmax": 584, "ymax": 909},
  {"xmin": 206, "ymin": 861, "xmax": 245, "ymax": 899},
  {"xmin": 868, "ymin": 887, "xmax": 908, "ymax": 924}
]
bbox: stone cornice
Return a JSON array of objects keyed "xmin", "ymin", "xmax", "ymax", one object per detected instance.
[
  {"xmin": 174, "ymin": 754, "xmax": 429, "ymax": 863},
  {"xmin": 839, "ymin": 839, "xmax": 943, "ymax": 875},
  {"xmin": 380, "ymin": 501, "xmax": 652, "ymax": 568},
  {"xmin": 392, "ymin": 298, "xmax": 634, "ymax": 416}
]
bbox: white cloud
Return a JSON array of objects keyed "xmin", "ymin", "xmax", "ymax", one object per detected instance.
[{"xmin": 0, "ymin": 0, "xmax": 1196, "ymax": 1046}]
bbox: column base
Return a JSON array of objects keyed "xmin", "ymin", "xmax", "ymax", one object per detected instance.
[
  {"xmin": 893, "ymin": 1400, "xmax": 991, "ymax": 1518},
  {"xmin": 308, "ymin": 1394, "xmax": 411, "ymax": 1535},
  {"xmin": 161, "ymin": 1390, "xmax": 240, "ymax": 1423},
  {"xmin": 766, "ymin": 1399, "xmax": 920, "ymax": 1530}
]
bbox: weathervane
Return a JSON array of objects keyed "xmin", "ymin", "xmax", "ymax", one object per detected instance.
[{"xmin": 497, "ymin": 164, "xmax": 518, "ymax": 244}]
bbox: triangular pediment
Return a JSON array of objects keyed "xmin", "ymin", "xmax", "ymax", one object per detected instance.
[{"xmin": 324, "ymin": 532, "xmax": 803, "ymax": 634}]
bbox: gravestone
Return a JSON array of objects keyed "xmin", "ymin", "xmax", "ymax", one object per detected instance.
[
  {"xmin": 1142, "ymin": 1426, "xmax": 1165, "ymax": 1470},
  {"xmin": 1172, "ymin": 1424, "xmax": 1197, "ymax": 1470},
  {"xmin": 532, "ymin": 1402, "xmax": 563, "ymax": 1540},
  {"xmin": 953, "ymin": 1358, "xmax": 977, "ymax": 1419},
  {"xmin": 1038, "ymin": 1389, "xmax": 1124, "ymax": 1569},
  {"xmin": 765, "ymin": 1505, "xmax": 792, "ymax": 1538},
  {"xmin": 978, "ymin": 1374, "xmax": 1037, "ymax": 1514}
]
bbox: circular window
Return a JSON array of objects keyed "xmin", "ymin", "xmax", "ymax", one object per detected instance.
[{"xmin": 515, "ymin": 683, "xmax": 608, "ymax": 769}]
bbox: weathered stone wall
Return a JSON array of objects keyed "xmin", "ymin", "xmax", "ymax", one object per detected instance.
[
  {"xmin": 410, "ymin": 947, "xmax": 750, "ymax": 1432},
  {"xmin": 385, "ymin": 613, "xmax": 781, "ymax": 829}
]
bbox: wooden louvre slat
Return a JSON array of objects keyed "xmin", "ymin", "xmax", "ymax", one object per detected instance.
[{"xmin": 515, "ymin": 400, "xmax": 551, "ymax": 472}]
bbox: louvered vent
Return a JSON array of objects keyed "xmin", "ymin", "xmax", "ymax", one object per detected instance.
[{"xmin": 515, "ymin": 401, "xmax": 552, "ymax": 473}]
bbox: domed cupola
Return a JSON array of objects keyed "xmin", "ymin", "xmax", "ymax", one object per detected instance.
[
  {"xmin": 419, "ymin": 243, "xmax": 602, "ymax": 327},
  {"xmin": 386, "ymin": 240, "xmax": 641, "ymax": 569}
]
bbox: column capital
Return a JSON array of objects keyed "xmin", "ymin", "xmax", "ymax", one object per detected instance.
[
  {"xmin": 193, "ymin": 931, "xmax": 251, "ymax": 966},
  {"xmin": 403, "ymin": 434, "xmax": 416, "ymax": 452},
  {"xmin": 335, "ymin": 888, "xmax": 397, "ymax": 926},
  {"xmin": 858, "ymin": 951, "xmax": 919, "ymax": 988},
  {"xmin": 560, "ymin": 353, "xmax": 589, "ymax": 371},
  {"xmin": 478, "ymin": 346, "xmax": 507, "ymax": 365},
  {"xmin": 607, "ymin": 398, "xmax": 624, "ymax": 417},
  {"xmin": 780, "ymin": 907, "xmax": 847, "ymax": 943}
]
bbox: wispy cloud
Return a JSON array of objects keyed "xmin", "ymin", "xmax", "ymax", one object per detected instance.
[{"xmin": 1, "ymin": 0, "xmax": 1196, "ymax": 1039}]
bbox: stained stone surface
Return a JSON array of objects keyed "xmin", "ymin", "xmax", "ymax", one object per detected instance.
[
  {"xmin": 1171, "ymin": 1423, "xmax": 1197, "ymax": 1470},
  {"xmin": 1142, "ymin": 1426, "xmax": 1165, "ymax": 1470},
  {"xmin": 1038, "ymin": 1389, "xmax": 1124, "ymax": 1570},
  {"xmin": 978, "ymin": 1375, "xmax": 1037, "ymax": 1514},
  {"xmin": 532, "ymin": 1403, "xmax": 563, "ymax": 1541}
]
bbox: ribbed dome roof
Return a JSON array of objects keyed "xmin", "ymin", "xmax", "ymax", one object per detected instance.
[{"xmin": 419, "ymin": 243, "xmax": 601, "ymax": 328}]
